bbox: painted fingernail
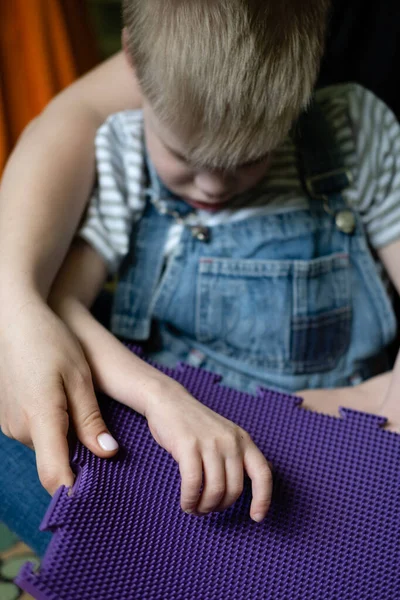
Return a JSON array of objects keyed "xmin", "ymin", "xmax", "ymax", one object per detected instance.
[
  {"xmin": 97, "ymin": 433, "xmax": 119, "ymax": 451},
  {"xmin": 252, "ymin": 513, "xmax": 264, "ymax": 523}
]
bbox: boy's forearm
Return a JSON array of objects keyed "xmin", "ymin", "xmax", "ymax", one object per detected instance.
[
  {"xmin": 49, "ymin": 239, "xmax": 109, "ymax": 311},
  {"xmin": 54, "ymin": 297, "xmax": 171, "ymax": 417},
  {"xmin": 0, "ymin": 52, "xmax": 141, "ymax": 307},
  {"xmin": 49, "ymin": 240, "xmax": 171, "ymax": 416}
]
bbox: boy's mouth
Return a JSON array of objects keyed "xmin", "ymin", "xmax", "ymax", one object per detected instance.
[{"xmin": 184, "ymin": 197, "xmax": 231, "ymax": 212}]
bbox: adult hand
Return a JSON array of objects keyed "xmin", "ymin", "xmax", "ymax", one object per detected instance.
[{"xmin": 0, "ymin": 296, "xmax": 118, "ymax": 495}]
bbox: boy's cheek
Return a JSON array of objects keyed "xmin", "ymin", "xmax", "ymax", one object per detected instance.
[
  {"xmin": 156, "ymin": 158, "xmax": 194, "ymax": 192},
  {"xmin": 241, "ymin": 161, "xmax": 272, "ymax": 189}
]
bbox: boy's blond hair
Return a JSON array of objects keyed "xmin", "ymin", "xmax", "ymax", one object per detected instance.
[{"xmin": 123, "ymin": 0, "xmax": 330, "ymax": 169}]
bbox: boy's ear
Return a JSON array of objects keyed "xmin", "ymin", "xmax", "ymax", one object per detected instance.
[{"xmin": 122, "ymin": 28, "xmax": 135, "ymax": 72}]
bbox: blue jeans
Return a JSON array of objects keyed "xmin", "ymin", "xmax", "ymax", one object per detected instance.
[{"xmin": 0, "ymin": 433, "xmax": 52, "ymax": 557}]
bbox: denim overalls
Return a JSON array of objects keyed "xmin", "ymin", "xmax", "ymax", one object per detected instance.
[{"xmin": 111, "ymin": 102, "xmax": 397, "ymax": 395}]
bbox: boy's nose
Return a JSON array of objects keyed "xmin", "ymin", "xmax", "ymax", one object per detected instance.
[{"xmin": 194, "ymin": 170, "xmax": 231, "ymax": 199}]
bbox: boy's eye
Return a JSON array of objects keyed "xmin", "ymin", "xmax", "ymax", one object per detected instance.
[
  {"xmin": 167, "ymin": 146, "xmax": 188, "ymax": 164},
  {"xmin": 173, "ymin": 151, "xmax": 187, "ymax": 163}
]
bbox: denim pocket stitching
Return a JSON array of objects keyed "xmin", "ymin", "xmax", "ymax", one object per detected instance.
[
  {"xmin": 197, "ymin": 253, "xmax": 352, "ymax": 373},
  {"xmin": 292, "ymin": 305, "xmax": 351, "ymax": 329}
]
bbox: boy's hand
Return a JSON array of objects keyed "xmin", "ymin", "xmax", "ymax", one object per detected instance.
[
  {"xmin": 49, "ymin": 286, "xmax": 273, "ymax": 522},
  {"xmin": 144, "ymin": 382, "xmax": 273, "ymax": 522},
  {"xmin": 0, "ymin": 297, "xmax": 119, "ymax": 495}
]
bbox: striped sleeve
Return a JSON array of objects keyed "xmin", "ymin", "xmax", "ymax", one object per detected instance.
[
  {"xmin": 78, "ymin": 111, "xmax": 146, "ymax": 273},
  {"xmin": 347, "ymin": 85, "xmax": 400, "ymax": 248}
]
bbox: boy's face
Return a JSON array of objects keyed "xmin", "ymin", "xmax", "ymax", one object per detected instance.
[{"xmin": 143, "ymin": 102, "xmax": 272, "ymax": 212}]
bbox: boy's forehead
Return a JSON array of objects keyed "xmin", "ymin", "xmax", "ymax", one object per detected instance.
[
  {"xmin": 146, "ymin": 106, "xmax": 190, "ymax": 156},
  {"xmin": 145, "ymin": 103, "xmax": 269, "ymax": 171}
]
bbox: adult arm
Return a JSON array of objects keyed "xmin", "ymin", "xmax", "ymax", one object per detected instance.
[
  {"xmin": 0, "ymin": 51, "xmax": 141, "ymax": 300},
  {"xmin": 0, "ymin": 52, "xmax": 142, "ymax": 495}
]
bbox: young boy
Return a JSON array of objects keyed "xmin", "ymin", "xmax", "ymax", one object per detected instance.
[
  {"xmin": 2, "ymin": 0, "xmax": 400, "ymax": 557},
  {"xmin": 46, "ymin": 0, "xmax": 332, "ymax": 517},
  {"xmin": 51, "ymin": 0, "xmax": 400, "ymax": 481}
]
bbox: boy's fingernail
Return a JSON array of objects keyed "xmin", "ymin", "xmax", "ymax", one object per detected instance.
[
  {"xmin": 184, "ymin": 509, "xmax": 194, "ymax": 515},
  {"xmin": 97, "ymin": 433, "xmax": 119, "ymax": 451},
  {"xmin": 252, "ymin": 513, "xmax": 264, "ymax": 523}
]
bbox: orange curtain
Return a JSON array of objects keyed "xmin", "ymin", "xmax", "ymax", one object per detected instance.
[{"xmin": 0, "ymin": 0, "xmax": 100, "ymax": 174}]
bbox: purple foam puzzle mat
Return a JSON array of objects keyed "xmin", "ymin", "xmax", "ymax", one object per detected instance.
[{"xmin": 16, "ymin": 347, "xmax": 400, "ymax": 599}]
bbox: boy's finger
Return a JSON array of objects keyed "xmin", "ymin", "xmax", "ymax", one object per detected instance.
[
  {"xmin": 30, "ymin": 408, "xmax": 75, "ymax": 496},
  {"xmin": 66, "ymin": 376, "xmax": 119, "ymax": 457},
  {"xmin": 214, "ymin": 456, "xmax": 244, "ymax": 512},
  {"xmin": 178, "ymin": 450, "xmax": 203, "ymax": 513},
  {"xmin": 244, "ymin": 448, "xmax": 273, "ymax": 522},
  {"xmin": 196, "ymin": 452, "xmax": 225, "ymax": 514}
]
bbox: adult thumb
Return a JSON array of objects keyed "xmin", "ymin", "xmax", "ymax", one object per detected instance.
[{"xmin": 67, "ymin": 375, "xmax": 119, "ymax": 457}]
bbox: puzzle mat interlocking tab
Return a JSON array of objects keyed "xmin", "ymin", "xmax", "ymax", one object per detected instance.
[{"xmin": 16, "ymin": 348, "xmax": 400, "ymax": 599}]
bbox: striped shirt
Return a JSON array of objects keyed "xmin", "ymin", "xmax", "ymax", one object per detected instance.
[{"xmin": 79, "ymin": 83, "xmax": 400, "ymax": 274}]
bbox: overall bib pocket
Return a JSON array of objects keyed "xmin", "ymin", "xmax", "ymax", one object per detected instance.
[{"xmin": 196, "ymin": 253, "xmax": 352, "ymax": 374}]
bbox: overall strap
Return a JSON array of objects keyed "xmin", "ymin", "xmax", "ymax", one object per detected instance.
[
  {"xmin": 111, "ymin": 198, "xmax": 172, "ymax": 341},
  {"xmin": 295, "ymin": 99, "xmax": 353, "ymax": 201}
]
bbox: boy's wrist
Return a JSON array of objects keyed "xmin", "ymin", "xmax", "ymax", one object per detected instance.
[
  {"xmin": 95, "ymin": 347, "xmax": 180, "ymax": 418},
  {"xmin": 128, "ymin": 372, "xmax": 185, "ymax": 420}
]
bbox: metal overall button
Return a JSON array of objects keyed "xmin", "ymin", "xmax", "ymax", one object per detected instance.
[
  {"xmin": 335, "ymin": 210, "xmax": 356, "ymax": 235},
  {"xmin": 191, "ymin": 226, "xmax": 211, "ymax": 242}
]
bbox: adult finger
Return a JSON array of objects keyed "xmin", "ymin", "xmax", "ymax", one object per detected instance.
[
  {"xmin": 66, "ymin": 371, "xmax": 119, "ymax": 457},
  {"xmin": 30, "ymin": 406, "xmax": 75, "ymax": 496}
]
